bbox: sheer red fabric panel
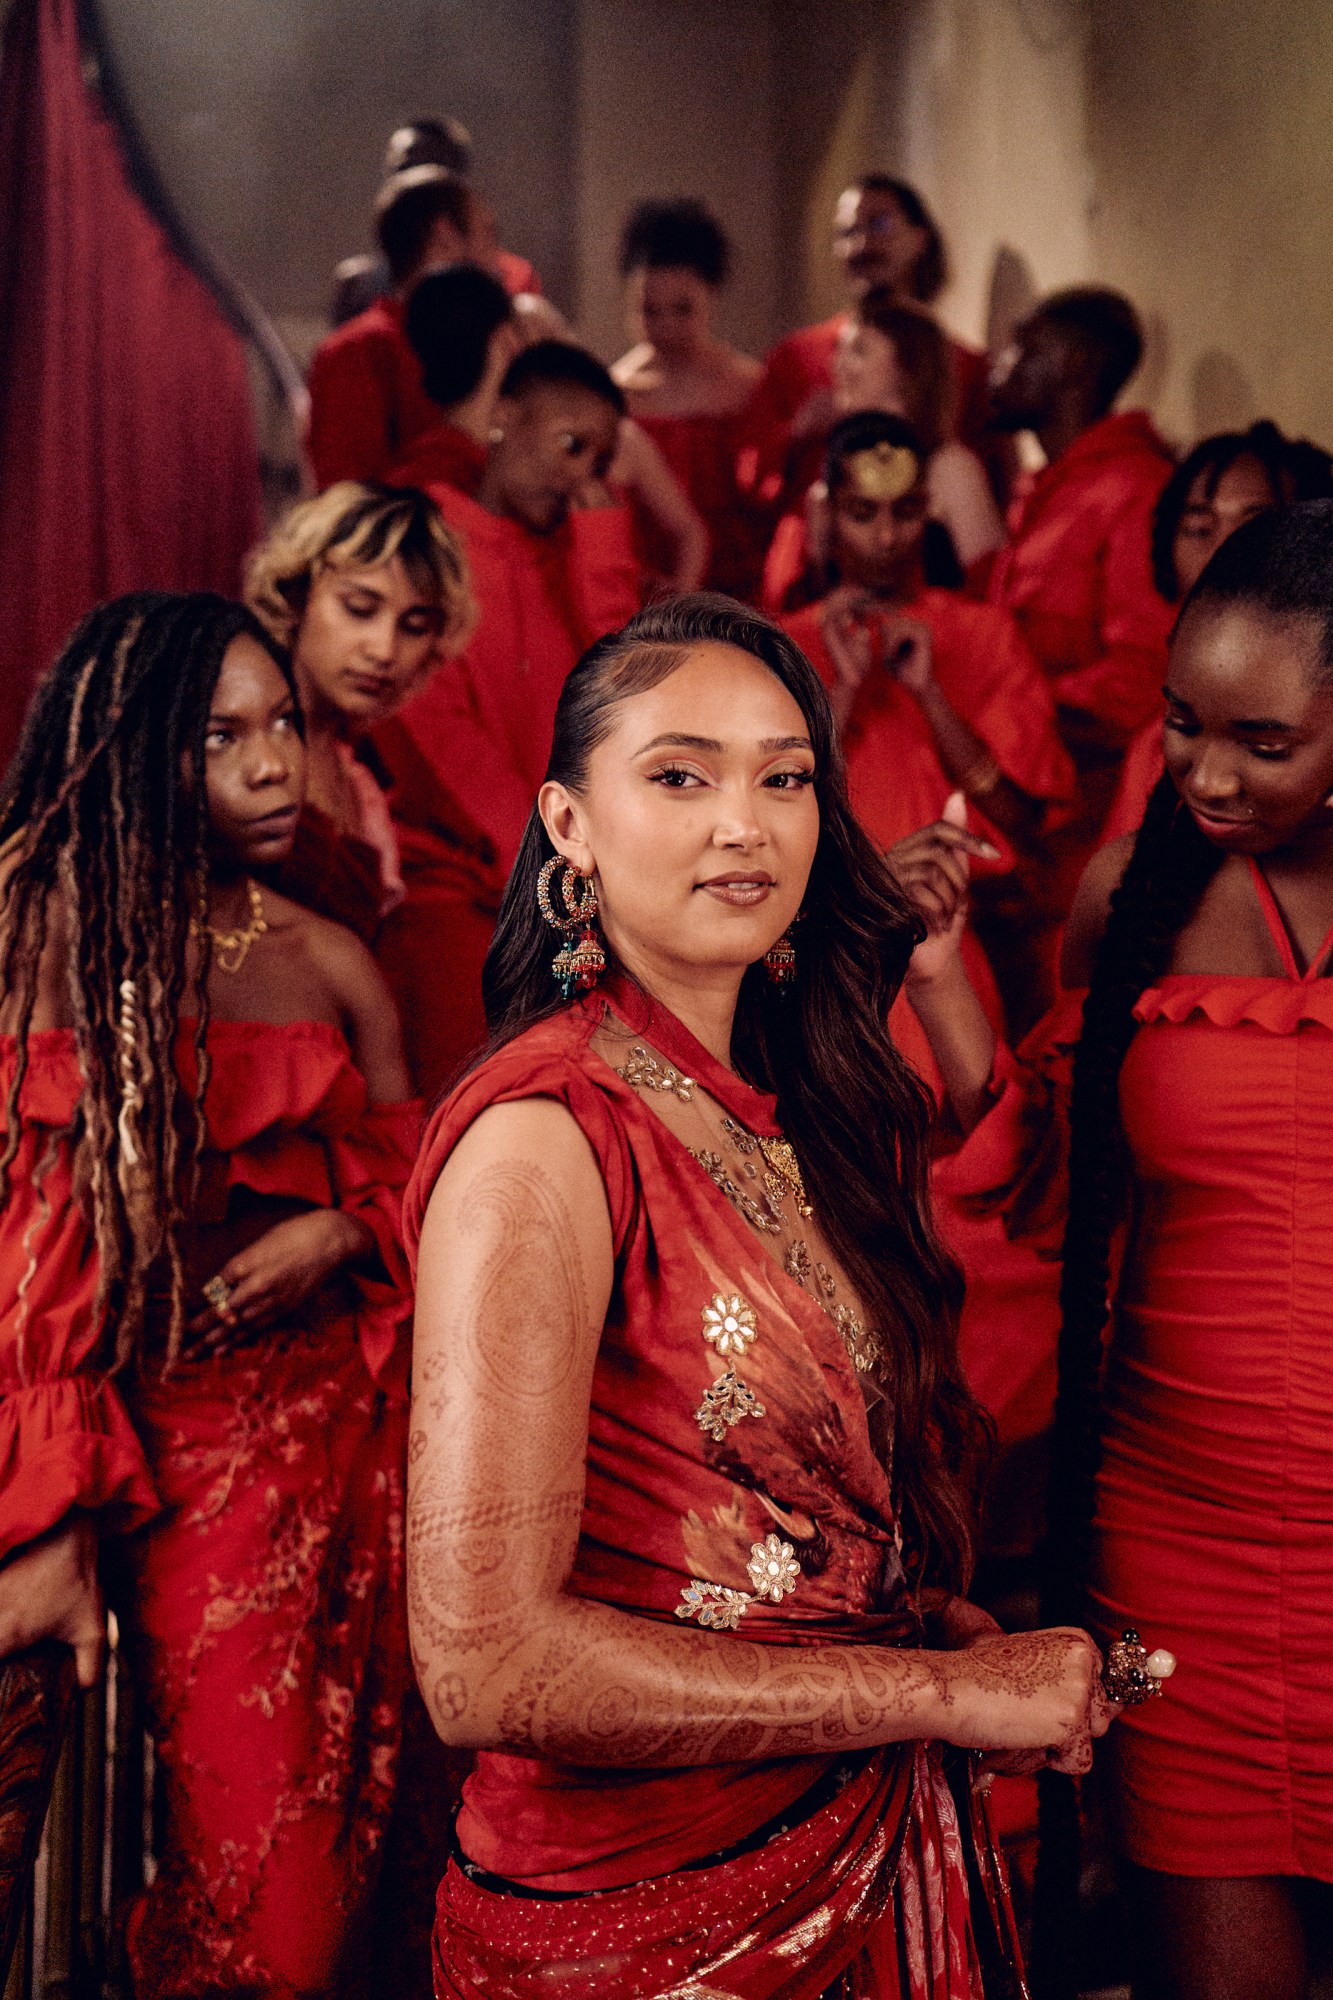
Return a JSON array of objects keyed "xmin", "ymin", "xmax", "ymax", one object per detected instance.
[{"xmin": 0, "ymin": 0, "xmax": 262, "ymax": 764}]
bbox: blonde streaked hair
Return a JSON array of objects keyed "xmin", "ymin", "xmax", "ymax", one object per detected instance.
[{"xmin": 245, "ymin": 481, "xmax": 476, "ymax": 653}]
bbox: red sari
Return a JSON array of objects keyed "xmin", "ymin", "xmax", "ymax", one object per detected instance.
[
  {"xmin": 404, "ymin": 978, "xmax": 1020, "ymax": 1997},
  {"xmin": 937, "ymin": 867, "xmax": 1333, "ymax": 1877},
  {"xmin": 0, "ymin": 1020, "xmax": 418, "ymax": 1996}
]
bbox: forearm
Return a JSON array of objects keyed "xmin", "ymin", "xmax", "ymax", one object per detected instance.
[
  {"xmin": 410, "ymin": 1567, "xmax": 956, "ymax": 1766},
  {"xmin": 914, "ymin": 681, "xmax": 1041, "ymax": 841},
  {"xmin": 905, "ymin": 955, "xmax": 998, "ymax": 1133}
]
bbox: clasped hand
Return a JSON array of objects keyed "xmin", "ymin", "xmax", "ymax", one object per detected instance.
[
  {"xmin": 187, "ymin": 1208, "xmax": 374, "ymax": 1355},
  {"xmin": 932, "ymin": 1598, "xmax": 1118, "ymax": 1778}
]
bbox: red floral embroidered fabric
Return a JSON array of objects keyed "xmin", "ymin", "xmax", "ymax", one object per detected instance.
[{"xmin": 0, "ymin": 1019, "xmax": 418, "ymax": 1996}]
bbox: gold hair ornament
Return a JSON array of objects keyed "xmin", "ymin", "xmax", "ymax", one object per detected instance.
[{"xmin": 844, "ymin": 440, "xmax": 921, "ymax": 503}]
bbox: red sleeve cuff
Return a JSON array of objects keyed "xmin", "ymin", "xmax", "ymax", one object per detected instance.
[
  {"xmin": 0, "ymin": 1377, "xmax": 159, "ymax": 1561},
  {"xmin": 330, "ymin": 1099, "xmax": 421, "ymax": 1390}
]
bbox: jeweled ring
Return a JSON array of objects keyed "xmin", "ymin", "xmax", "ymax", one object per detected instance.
[
  {"xmin": 202, "ymin": 1275, "xmax": 238, "ymax": 1326},
  {"xmin": 1102, "ymin": 1627, "xmax": 1177, "ymax": 1706}
]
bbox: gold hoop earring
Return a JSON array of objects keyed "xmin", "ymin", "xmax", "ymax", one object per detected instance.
[{"xmin": 536, "ymin": 856, "xmax": 606, "ymax": 997}]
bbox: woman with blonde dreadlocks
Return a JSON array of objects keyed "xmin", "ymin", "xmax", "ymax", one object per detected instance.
[{"xmin": 0, "ymin": 593, "xmax": 417, "ymax": 1999}]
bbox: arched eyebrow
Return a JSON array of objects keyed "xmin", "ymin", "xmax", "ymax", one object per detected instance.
[
  {"xmin": 1164, "ymin": 685, "xmax": 1302, "ymax": 734},
  {"xmin": 634, "ymin": 732, "xmax": 813, "ymax": 755}
]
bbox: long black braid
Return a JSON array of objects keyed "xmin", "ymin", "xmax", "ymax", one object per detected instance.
[
  {"xmin": 0, "ymin": 591, "xmax": 298, "ymax": 1372},
  {"xmin": 1030, "ymin": 774, "xmax": 1223, "ymax": 1993},
  {"xmin": 1033, "ymin": 495, "xmax": 1333, "ymax": 1994}
]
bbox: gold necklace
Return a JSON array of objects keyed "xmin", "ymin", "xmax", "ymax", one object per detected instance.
[
  {"xmin": 192, "ymin": 880, "xmax": 268, "ymax": 974},
  {"xmin": 617, "ymin": 1051, "xmax": 883, "ymax": 1378}
]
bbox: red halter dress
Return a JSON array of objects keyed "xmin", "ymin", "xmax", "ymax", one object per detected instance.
[
  {"xmin": 404, "ymin": 977, "xmax": 1023, "ymax": 2000},
  {"xmin": 1095, "ymin": 863, "xmax": 1333, "ymax": 1876},
  {"xmin": 936, "ymin": 859, "xmax": 1333, "ymax": 1878}
]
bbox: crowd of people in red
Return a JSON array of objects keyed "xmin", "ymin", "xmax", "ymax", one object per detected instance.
[{"xmin": 3, "ymin": 109, "xmax": 1333, "ymax": 2000}]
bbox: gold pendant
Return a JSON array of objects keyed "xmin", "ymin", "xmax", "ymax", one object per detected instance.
[{"xmin": 758, "ymin": 1135, "xmax": 812, "ymax": 1217}]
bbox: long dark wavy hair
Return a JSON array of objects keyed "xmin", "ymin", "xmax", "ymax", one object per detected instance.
[
  {"xmin": 483, "ymin": 592, "xmax": 987, "ymax": 1593},
  {"xmin": 1033, "ymin": 500, "xmax": 1333, "ymax": 1991},
  {"xmin": 0, "ymin": 591, "xmax": 299, "ymax": 1373}
]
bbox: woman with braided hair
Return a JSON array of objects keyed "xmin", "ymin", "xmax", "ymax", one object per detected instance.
[
  {"xmin": 908, "ymin": 501, "xmax": 1333, "ymax": 1999},
  {"xmin": 0, "ymin": 593, "xmax": 417, "ymax": 1998}
]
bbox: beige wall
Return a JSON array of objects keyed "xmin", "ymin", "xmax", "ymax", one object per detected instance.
[
  {"xmin": 55, "ymin": 0, "xmax": 1333, "ymax": 454},
  {"xmin": 1086, "ymin": 0, "xmax": 1333, "ymax": 447},
  {"xmin": 572, "ymin": 0, "xmax": 780, "ymax": 365}
]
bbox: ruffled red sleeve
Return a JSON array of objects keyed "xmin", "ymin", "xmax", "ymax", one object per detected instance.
[
  {"xmin": 932, "ymin": 991, "xmax": 1085, "ymax": 1450},
  {"xmin": 0, "ymin": 1034, "xmax": 158, "ymax": 1561},
  {"xmin": 327, "ymin": 1097, "xmax": 421, "ymax": 1390}
]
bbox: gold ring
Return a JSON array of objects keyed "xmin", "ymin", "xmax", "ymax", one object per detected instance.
[{"xmin": 202, "ymin": 1275, "xmax": 238, "ymax": 1327}]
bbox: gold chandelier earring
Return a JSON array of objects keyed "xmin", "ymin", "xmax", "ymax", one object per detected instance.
[
  {"xmin": 764, "ymin": 929, "xmax": 798, "ymax": 985},
  {"xmin": 537, "ymin": 856, "xmax": 606, "ymax": 998}
]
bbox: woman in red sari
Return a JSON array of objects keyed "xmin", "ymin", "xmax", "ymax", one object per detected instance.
[
  {"xmin": 907, "ymin": 506, "xmax": 1333, "ymax": 1998},
  {"xmin": 405, "ymin": 593, "xmax": 1119, "ymax": 1996},
  {"xmin": 0, "ymin": 594, "xmax": 417, "ymax": 1998}
]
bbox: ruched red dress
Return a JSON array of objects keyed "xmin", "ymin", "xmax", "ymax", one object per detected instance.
[
  {"xmin": 0, "ymin": 1019, "xmax": 418, "ymax": 1997},
  {"xmin": 404, "ymin": 977, "xmax": 1020, "ymax": 1998},
  {"xmin": 938, "ymin": 864, "xmax": 1333, "ymax": 1877}
]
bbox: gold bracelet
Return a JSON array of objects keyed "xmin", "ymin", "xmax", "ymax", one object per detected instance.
[{"xmin": 959, "ymin": 752, "xmax": 1003, "ymax": 800}]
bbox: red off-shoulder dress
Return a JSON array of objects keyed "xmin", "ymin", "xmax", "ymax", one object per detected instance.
[
  {"xmin": 405, "ymin": 978, "xmax": 1018, "ymax": 1999},
  {"xmin": 937, "ymin": 865, "xmax": 1333, "ymax": 1877},
  {"xmin": 0, "ymin": 1019, "xmax": 419, "ymax": 1998}
]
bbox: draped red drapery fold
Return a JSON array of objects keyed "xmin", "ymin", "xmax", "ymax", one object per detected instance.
[{"xmin": 0, "ymin": 0, "xmax": 262, "ymax": 765}]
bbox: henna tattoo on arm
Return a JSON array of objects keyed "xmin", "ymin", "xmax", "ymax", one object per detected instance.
[{"xmin": 408, "ymin": 1105, "xmax": 1104, "ymax": 1769}]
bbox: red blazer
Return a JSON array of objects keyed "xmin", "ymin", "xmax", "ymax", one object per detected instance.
[
  {"xmin": 306, "ymin": 295, "xmax": 440, "ymax": 490},
  {"xmin": 983, "ymin": 411, "xmax": 1175, "ymax": 741},
  {"xmin": 386, "ymin": 417, "xmax": 487, "ymax": 496},
  {"xmin": 387, "ymin": 487, "xmax": 641, "ymax": 871}
]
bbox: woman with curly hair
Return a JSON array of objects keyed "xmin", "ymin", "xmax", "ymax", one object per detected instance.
[
  {"xmin": 0, "ymin": 593, "xmax": 417, "ymax": 1997},
  {"xmin": 406, "ymin": 593, "xmax": 1115, "ymax": 1996},
  {"xmin": 246, "ymin": 480, "xmax": 501, "ymax": 1092}
]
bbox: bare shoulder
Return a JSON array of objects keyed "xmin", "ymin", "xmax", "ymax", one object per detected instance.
[
  {"xmin": 264, "ymin": 887, "xmax": 376, "ymax": 995},
  {"xmin": 259, "ymin": 887, "xmax": 408, "ymax": 1095},
  {"xmin": 1060, "ymin": 834, "xmax": 1136, "ymax": 988}
]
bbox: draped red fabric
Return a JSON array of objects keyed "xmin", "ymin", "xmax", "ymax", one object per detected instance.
[{"xmin": 0, "ymin": 0, "xmax": 262, "ymax": 765}]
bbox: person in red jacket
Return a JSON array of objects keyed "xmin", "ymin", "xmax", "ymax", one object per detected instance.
[
  {"xmin": 781, "ymin": 411, "xmax": 1075, "ymax": 1071},
  {"xmin": 985, "ymin": 287, "xmax": 1174, "ymax": 773},
  {"xmin": 739, "ymin": 175, "xmax": 1004, "ymax": 512},
  {"xmin": 307, "ymin": 165, "xmax": 491, "ymax": 489},
  {"xmin": 386, "ymin": 263, "xmax": 519, "ymax": 497},
  {"xmin": 375, "ymin": 341, "xmax": 639, "ymax": 1093}
]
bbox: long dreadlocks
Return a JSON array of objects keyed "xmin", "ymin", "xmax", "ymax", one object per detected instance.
[{"xmin": 0, "ymin": 591, "xmax": 299, "ymax": 1372}]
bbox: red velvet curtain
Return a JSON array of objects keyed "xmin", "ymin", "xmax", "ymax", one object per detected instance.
[{"xmin": 0, "ymin": 0, "xmax": 263, "ymax": 766}]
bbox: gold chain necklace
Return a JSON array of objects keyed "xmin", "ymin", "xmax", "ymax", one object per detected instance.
[
  {"xmin": 616, "ymin": 1045, "xmax": 883, "ymax": 1377},
  {"xmin": 191, "ymin": 879, "xmax": 268, "ymax": 974}
]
